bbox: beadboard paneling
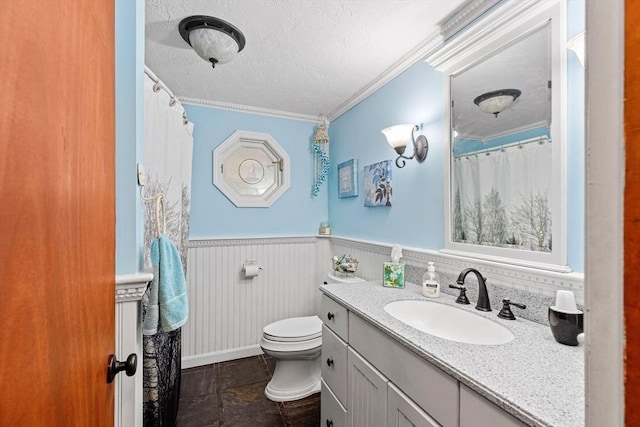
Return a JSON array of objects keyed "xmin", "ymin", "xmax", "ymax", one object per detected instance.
[
  {"xmin": 329, "ymin": 236, "xmax": 584, "ymax": 325},
  {"xmin": 184, "ymin": 237, "xmax": 323, "ymax": 367},
  {"xmin": 183, "ymin": 235, "xmax": 584, "ymax": 366}
]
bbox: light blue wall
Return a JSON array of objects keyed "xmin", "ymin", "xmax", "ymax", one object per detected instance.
[
  {"xmin": 115, "ymin": 0, "xmax": 145, "ymax": 274},
  {"xmin": 328, "ymin": 62, "xmax": 445, "ymax": 250},
  {"xmin": 566, "ymin": 0, "xmax": 585, "ymax": 272},
  {"xmin": 116, "ymin": 1, "xmax": 584, "ymax": 272},
  {"xmin": 186, "ymin": 105, "xmax": 329, "ymax": 238},
  {"xmin": 328, "ymin": 1, "xmax": 585, "ymax": 273}
]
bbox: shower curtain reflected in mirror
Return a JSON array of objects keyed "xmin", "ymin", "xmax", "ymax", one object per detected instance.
[
  {"xmin": 452, "ymin": 138, "xmax": 552, "ymax": 252},
  {"xmin": 142, "ymin": 72, "xmax": 193, "ymax": 426}
]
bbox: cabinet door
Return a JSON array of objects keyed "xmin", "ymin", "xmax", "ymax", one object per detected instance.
[
  {"xmin": 349, "ymin": 313, "xmax": 459, "ymax": 427},
  {"xmin": 387, "ymin": 382, "xmax": 441, "ymax": 427},
  {"xmin": 460, "ymin": 384, "xmax": 527, "ymax": 427},
  {"xmin": 322, "ymin": 379, "xmax": 347, "ymax": 427},
  {"xmin": 347, "ymin": 348, "xmax": 388, "ymax": 427}
]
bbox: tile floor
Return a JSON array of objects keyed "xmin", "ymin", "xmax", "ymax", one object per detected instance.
[{"xmin": 176, "ymin": 355, "xmax": 320, "ymax": 426}]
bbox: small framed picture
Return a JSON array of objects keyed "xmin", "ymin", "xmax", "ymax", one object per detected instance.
[
  {"xmin": 364, "ymin": 160, "xmax": 392, "ymax": 207},
  {"xmin": 338, "ymin": 159, "xmax": 358, "ymax": 198}
]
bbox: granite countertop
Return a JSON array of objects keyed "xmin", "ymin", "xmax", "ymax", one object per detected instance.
[{"xmin": 320, "ymin": 281, "xmax": 584, "ymax": 427}]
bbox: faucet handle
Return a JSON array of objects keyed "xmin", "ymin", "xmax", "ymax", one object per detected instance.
[
  {"xmin": 497, "ymin": 298, "xmax": 527, "ymax": 320},
  {"xmin": 449, "ymin": 284, "xmax": 470, "ymax": 305}
]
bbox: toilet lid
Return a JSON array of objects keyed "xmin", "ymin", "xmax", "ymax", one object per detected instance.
[{"xmin": 263, "ymin": 316, "xmax": 322, "ymax": 342}]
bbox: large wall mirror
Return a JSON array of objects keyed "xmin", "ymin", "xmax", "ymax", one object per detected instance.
[{"xmin": 426, "ymin": 1, "xmax": 568, "ymax": 272}]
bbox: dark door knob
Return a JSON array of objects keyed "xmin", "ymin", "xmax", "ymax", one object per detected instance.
[
  {"xmin": 326, "ymin": 358, "xmax": 334, "ymax": 367},
  {"xmin": 107, "ymin": 353, "xmax": 137, "ymax": 383},
  {"xmin": 327, "ymin": 312, "xmax": 335, "ymax": 320}
]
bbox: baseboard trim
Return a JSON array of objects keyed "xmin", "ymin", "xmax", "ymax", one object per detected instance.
[{"xmin": 182, "ymin": 345, "xmax": 264, "ymax": 369}]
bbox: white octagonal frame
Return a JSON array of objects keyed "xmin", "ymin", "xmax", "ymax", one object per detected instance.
[{"xmin": 213, "ymin": 130, "xmax": 290, "ymax": 207}]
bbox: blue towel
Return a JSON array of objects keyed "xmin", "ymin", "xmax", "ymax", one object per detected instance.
[
  {"xmin": 145, "ymin": 234, "xmax": 189, "ymax": 333},
  {"xmin": 142, "ymin": 264, "xmax": 160, "ymax": 335}
]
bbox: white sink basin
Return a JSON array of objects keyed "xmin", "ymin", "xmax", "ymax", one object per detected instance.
[{"xmin": 384, "ymin": 300, "xmax": 514, "ymax": 345}]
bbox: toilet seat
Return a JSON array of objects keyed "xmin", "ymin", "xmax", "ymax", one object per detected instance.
[{"xmin": 263, "ymin": 315, "xmax": 322, "ymax": 342}]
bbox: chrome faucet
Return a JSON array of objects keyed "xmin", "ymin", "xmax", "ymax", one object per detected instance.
[{"xmin": 450, "ymin": 268, "xmax": 492, "ymax": 312}]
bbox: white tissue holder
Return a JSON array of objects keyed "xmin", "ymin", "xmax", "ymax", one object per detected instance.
[{"xmin": 242, "ymin": 259, "xmax": 262, "ymax": 279}]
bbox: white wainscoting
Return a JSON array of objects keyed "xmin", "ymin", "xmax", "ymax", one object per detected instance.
[
  {"xmin": 183, "ymin": 236, "xmax": 327, "ymax": 368},
  {"xmin": 182, "ymin": 235, "xmax": 582, "ymax": 367},
  {"xmin": 115, "ymin": 270, "xmax": 152, "ymax": 427},
  {"xmin": 330, "ymin": 236, "xmax": 584, "ymax": 301}
]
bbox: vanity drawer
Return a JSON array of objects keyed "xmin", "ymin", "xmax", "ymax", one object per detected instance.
[
  {"xmin": 321, "ymin": 379, "xmax": 346, "ymax": 427},
  {"xmin": 322, "ymin": 324, "xmax": 348, "ymax": 407},
  {"xmin": 322, "ymin": 294, "xmax": 349, "ymax": 341},
  {"xmin": 349, "ymin": 313, "xmax": 459, "ymax": 427}
]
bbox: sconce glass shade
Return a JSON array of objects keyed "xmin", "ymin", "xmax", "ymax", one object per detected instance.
[
  {"xmin": 381, "ymin": 124, "xmax": 428, "ymax": 168},
  {"xmin": 566, "ymin": 32, "xmax": 585, "ymax": 67},
  {"xmin": 473, "ymin": 89, "xmax": 521, "ymax": 117},
  {"xmin": 179, "ymin": 15, "xmax": 246, "ymax": 68},
  {"xmin": 381, "ymin": 124, "xmax": 415, "ymax": 151}
]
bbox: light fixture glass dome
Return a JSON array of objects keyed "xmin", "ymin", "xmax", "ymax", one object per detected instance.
[
  {"xmin": 179, "ymin": 15, "xmax": 246, "ymax": 68},
  {"xmin": 473, "ymin": 89, "xmax": 521, "ymax": 117},
  {"xmin": 189, "ymin": 28, "xmax": 239, "ymax": 65}
]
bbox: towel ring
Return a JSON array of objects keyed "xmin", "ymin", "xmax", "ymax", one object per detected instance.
[
  {"xmin": 155, "ymin": 194, "xmax": 166, "ymax": 237},
  {"xmin": 138, "ymin": 169, "xmax": 167, "ymax": 237}
]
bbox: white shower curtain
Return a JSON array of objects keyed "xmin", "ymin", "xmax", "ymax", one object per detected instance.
[
  {"xmin": 142, "ymin": 71, "xmax": 193, "ymax": 427},
  {"xmin": 452, "ymin": 138, "xmax": 552, "ymax": 251},
  {"xmin": 143, "ymin": 77, "xmax": 193, "ymax": 266}
]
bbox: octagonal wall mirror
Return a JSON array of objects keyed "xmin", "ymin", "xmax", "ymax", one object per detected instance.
[
  {"xmin": 425, "ymin": 1, "xmax": 569, "ymax": 272},
  {"xmin": 213, "ymin": 130, "xmax": 290, "ymax": 207}
]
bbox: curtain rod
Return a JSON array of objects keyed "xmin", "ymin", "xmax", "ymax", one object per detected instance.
[
  {"xmin": 144, "ymin": 65, "xmax": 189, "ymax": 125},
  {"xmin": 453, "ymin": 135, "xmax": 550, "ymax": 159}
]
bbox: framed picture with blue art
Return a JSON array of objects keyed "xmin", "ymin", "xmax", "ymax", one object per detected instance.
[
  {"xmin": 364, "ymin": 160, "xmax": 392, "ymax": 207},
  {"xmin": 337, "ymin": 159, "xmax": 358, "ymax": 198}
]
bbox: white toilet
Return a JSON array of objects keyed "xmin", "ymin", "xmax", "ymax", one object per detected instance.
[{"xmin": 260, "ymin": 272, "xmax": 364, "ymax": 402}]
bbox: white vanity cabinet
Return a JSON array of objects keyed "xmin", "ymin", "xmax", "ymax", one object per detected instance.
[
  {"xmin": 322, "ymin": 325, "xmax": 348, "ymax": 405},
  {"xmin": 387, "ymin": 382, "xmax": 440, "ymax": 427},
  {"xmin": 459, "ymin": 385, "xmax": 527, "ymax": 427},
  {"xmin": 347, "ymin": 348, "xmax": 388, "ymax": 426},
  {"xmin": 321, "ymin": 380, "xmax": 347, "ymax": 427},
  {"xmin": 321, "ymin": 294, "xmax": 528, "ymax": 427},
  {"xmin": 321, "ymin": 295, "xmax": 350, "ymax": 426}
]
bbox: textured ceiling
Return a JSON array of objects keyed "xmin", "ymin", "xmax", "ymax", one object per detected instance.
[
  {"xmin": 451, "ymin": 23, "xmax": 551, "ymax": 141},
  {"xmin": 145, "ymin": 0, "xmax": 467, "ymax": 121}
]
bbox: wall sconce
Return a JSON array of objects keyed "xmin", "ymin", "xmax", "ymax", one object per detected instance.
[
  {"xmin": 179, "ymin": 15, "xmax": 246, "ymax": 69},
  {"xmin": 473, "ymin": 89, "xmax": 521, "ymax": 117},
  {"xmin": 566, "ymin": 31, "xmax": 585, "ymax": 68},
  {"xmin": 381, "ymin": 124, "xmax": 428, "ymax": 168}
]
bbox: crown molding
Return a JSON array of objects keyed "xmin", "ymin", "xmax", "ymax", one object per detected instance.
[
  {"xmin": 179, "ymin": 97, "xmax": 326, "ymax": 124},
  {"xmin": 115, "ymin": 269, "xmax": 153, "ymax": 303},
  {"xmin": 424, "ymin": 0, "xmax": 557, "ymax": 71},
  {"xmin": 189, "ymin": 236, "xmax": 318, "ymax": 248},
  {"xmin": 328, "ymin": 0, "xmax": 500, "ymax": 121},
  {"xmin": 178, "ymin": 0, "xmax": 499, "ymax": 123}
]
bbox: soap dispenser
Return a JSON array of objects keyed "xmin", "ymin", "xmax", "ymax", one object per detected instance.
[{"xmin": 422, "ymin": 262, "xmax": 440, "ymax": 298}]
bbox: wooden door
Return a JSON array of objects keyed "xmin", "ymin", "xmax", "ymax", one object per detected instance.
[
  {"xmin": 627, "ymin": 0, "xmax": 640, "ymax": 424},
  {"xmin": 0, "ymin": 0, "xmax": 115, "ymax": 425}
]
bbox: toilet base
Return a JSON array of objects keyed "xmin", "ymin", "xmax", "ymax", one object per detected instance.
[{"xmin": 264, "ymin": 358, "xmax": 321, "ymax": 402}]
